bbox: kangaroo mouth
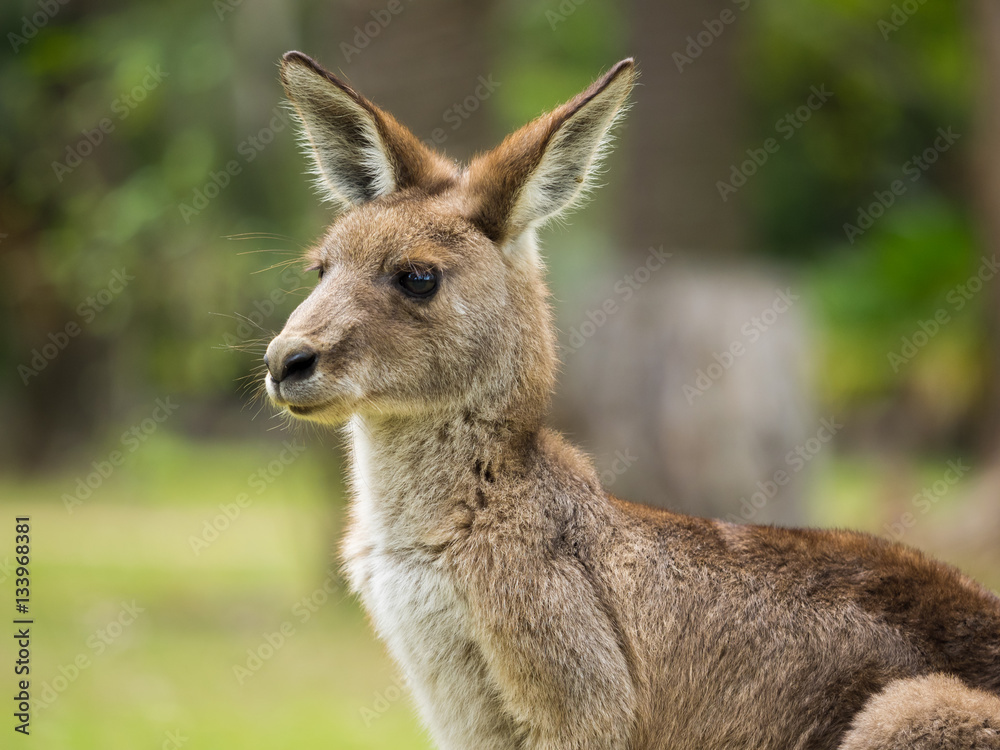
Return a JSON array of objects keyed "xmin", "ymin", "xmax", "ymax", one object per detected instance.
[
  {"xmin": 272, "ymin": 388, "xmax": 357, "ymax": 423},
  {"xmin": 282, "ymin": 397, "xmax": 357, "ymax": 426},
  {"xmin": 264, "ymin": 368, "xmax": 358, "ymax": 423},
  {"xmin": 264, "ymin": 373, "xmax": 328, "ymax": 412},
  {"xmin": 287, "ymin": 402, "xmax": 326, "ymax": 416}
]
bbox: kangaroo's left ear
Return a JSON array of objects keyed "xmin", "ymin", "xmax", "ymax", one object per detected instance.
[
  {"xmin": 280, "ymin": 51, "xmax": 457, "ymax": 208},
  {"xmin": 463, "ymin": 59, "xmax": 636, "ymax": 245}
]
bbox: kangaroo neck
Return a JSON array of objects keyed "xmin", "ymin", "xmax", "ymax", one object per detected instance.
[{"xmin": 346, "ymin": 408, "xmax": 539, "ymax": 548}]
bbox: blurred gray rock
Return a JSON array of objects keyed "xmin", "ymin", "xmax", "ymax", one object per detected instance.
[{"xmin": 553, "ymin": 264, "xmax": 815, "ymax": 525}]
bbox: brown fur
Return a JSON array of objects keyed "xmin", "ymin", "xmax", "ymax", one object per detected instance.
[{"xmin": 264, "ymin": 52, "xmax": 1000, "ymax": 749}]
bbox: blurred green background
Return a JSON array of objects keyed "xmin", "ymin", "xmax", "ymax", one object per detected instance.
[{"xmin": 2, "ymin": 0, "xmax": 999, "ymax": 748}]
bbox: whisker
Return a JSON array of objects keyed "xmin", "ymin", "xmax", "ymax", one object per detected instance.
[
  {"xmin": 235, "ymin": 248, "xmax": 298, "ymax": 257},
  {"xmin": 252, "ymin": 258, "xmax": 307, "ymax": 274},
  {"xmin": 225, "ymin": 231, "xmax": 308, "ymax": 249},
  {"xmin": 232, "ymin": 312, "xmax": 269, "ymax": 332},
  {"xmin": 216, "ymin": 338, "xmax": 272, "ymax": 353}
]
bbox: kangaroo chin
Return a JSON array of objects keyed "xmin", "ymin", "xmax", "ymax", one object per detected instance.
[{"xmin": 263, "ymin": 51, "xmax": 1000, "ymax": 750}]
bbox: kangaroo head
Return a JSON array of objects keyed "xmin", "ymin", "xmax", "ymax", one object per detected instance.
[{"xmin": 265, "ymin": 52, "xmax": 635, "ymax": 428}]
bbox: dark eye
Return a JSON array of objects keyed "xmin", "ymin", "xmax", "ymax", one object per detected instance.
[
  {"xmin": 396, "ymin": 269, "xmax": 438, "ymax": 298},
  {"xmin": 306, "ymin": 264, "xmax": 324, "ymax": 280}
]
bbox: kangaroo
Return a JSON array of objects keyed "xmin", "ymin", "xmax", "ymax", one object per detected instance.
[{"xmin": 264, "ymin": 51, "xmax": 1000, "ymax": 749}]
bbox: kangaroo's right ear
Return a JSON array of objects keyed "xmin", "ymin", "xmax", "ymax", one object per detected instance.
[
  {"xmin": 463, "ymin": 59, "xmax": 636, "ymax": 247},
  {"xmin": 280, "ymin": 51, "xmax": 457, "ymax": 208}
]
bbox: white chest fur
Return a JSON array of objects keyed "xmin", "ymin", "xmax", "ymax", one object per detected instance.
[{"xmin": 342, "ymin": 417, "xmax": 519, "ymax": 750}]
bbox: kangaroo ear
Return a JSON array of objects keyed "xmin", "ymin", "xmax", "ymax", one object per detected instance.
[
  {"xmin": 280, "ymin": 51, "xmax": 457, "ymax": 207},
  {"xmin": 464, "ymin": 59, "xmax": 636, "ymax": 245}
]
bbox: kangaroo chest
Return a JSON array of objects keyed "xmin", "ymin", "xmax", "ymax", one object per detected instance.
[
  {"xmin": 343, "ymin": 423, "xmax": 521, "ymax": 749},
  {"xmin": 345, "ymin": 522, "xmax": 520, "ymax": 749}
]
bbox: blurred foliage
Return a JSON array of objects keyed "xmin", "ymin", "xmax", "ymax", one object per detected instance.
[
  {"xmin": 490, "ymin": 0, "xmax": 627, "ymax": 126},
  {"xmin": 1, "ymin": 0, "xmax": 316, "ymax": 403},
  {"xmin": 739, "ymin": 0, "xmax": 985, "ymax": 436},
  {"xmin": 743, "ymin": 0, "xmax": 974, "ymax": 255},
  {"xmin": 808, "ymin": 199, "xmax": 984, "ymax": 408}
]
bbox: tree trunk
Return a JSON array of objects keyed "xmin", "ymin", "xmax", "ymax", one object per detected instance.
[
  {"xmin": 332, "ymin": 0, "xmax": 497, "ymax": 163},
  {"xmin": 620, "ymin": 0, "xmax": 747, "ymax": 257},
  {"xmin": 973, "ymin": 0, "xmax": 1000, "ymax": 458}
]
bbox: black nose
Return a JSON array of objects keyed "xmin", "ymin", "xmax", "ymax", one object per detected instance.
[{"xmin": 266, "ymin": 348, "xmax": 318, "ymax": 384}]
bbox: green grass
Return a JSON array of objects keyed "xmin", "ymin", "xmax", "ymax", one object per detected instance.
[{"xmin": 0, "ymin": 434, "xmax": 432, "ymax": 750}]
